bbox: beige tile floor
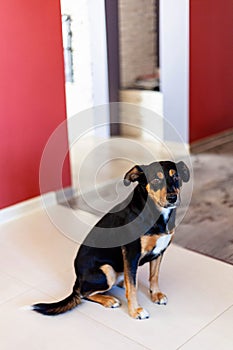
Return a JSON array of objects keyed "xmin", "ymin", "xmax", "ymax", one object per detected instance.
[{"xmin": 1, "ymin": 204, "xmax": 233, "ymax": 350}]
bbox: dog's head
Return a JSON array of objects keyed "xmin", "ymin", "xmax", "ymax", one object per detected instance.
[{"xmin": 124, "ymin": 161, "xmax": 190, "ymax": 209}]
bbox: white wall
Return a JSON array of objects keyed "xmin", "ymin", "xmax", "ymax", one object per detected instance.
[
  {"xmin": 60, "ymin": 0, "xmax": 110, "ymax": 189},
  {"xmin": 87, "ymin": 0, "xmax": 109, "ymax": 108},
  {"xmin": 87, "ymin": 0, "xmax": 110, "ymax": 137},
  {"xmin": 160, "ymin": 0, "xmax": 189, "ymax": 144},
  {"xmin": 60, "ymin": 0, "xmax": 109, "ymax": 138},
  {"xmin": 60, "ymin": 0, "xmax": 94, "ymax": 117}
]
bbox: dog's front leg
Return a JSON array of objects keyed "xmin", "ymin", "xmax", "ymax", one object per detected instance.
[
  {"xmin": 150, "ymin": 254, "xmax": 168, "ymax": 304},
  {"xmin": 122, "ymin": 246, "xmax": 149, "ymax": 320}
]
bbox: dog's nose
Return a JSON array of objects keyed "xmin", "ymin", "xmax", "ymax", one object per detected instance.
[{"xmin": 166, "ymin": 194, "xmax": 177, "ymax": 204}]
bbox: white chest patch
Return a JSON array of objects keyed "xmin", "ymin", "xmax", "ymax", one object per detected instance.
[
  {"xmin": 161, "ymin": 208, "xmax": 172, "ymax": 221},
  {"xmin": 152, "ymin": 234, "xmax": 172, "ymax": 255}
]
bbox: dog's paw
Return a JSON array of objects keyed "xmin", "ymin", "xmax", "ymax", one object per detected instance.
[
  {"xmin": 151, "ymin": 291, "xmax": 168, "ymax": 305},
  {"xmin": 104, "ymin": 296, "xmax": 121, "ymax": 308},
  {"xmin": 130, "ymin": 307, "xmax": 150, "ymax": 320}
]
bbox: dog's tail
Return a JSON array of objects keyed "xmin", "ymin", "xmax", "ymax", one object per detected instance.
[{"xmin": 32, "ymin": 286, "xmax": 81, "ymax": 316}]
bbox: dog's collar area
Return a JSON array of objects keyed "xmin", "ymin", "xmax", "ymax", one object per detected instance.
[
  {"xmin": 163, "ymin": 204, "xmax": 177, "ymax": 209},
  {"xmin": 161, "ymin": 207, "xmax": 175, "ymax": 234}
]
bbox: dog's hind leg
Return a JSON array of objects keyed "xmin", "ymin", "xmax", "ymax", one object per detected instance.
[
  {"xmin": 87, "ymin": 294, "xmax": 121, "ymax": 308},
  {"xmin": 82, "ymin": 264, "xmax": 121, "ymax": 308}
]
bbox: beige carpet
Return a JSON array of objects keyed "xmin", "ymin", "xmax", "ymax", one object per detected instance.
[{"xmin": 174, "ymin": 141, "xmax": 233, "ymax": 265}]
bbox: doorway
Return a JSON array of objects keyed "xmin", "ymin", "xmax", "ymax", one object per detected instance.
[
  {"xmin": 59, "ymin": 0, "xmax": 190, "ymax": 195},
  {"xmin": 60, "ymin": 0, "xmax": 110, "ymax": 189}
]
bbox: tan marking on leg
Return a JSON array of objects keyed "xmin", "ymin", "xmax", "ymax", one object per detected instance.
[
  {"xmin": 88, "ymin": 265, "xmax": 122, "ymax": 308},
  {"xmin": 150, "ymin": 255, "xmax": 162, "ymax": 292},
  {"xmin": 122, "ymin": 248, "xmax": 149, "ymax": 319},
  {"xmin": 87, "ymin": 294, "xmax": 120, "ymax": 308},
  {"xmin": 100, "ymin": 264, "xmax": 116, "ymax": 288},
  {"xmin": 141, "ymin": 232, "xmax": 174, "ymax": 256},
  {"xmin": 141, "ymin": 235, "xmax": 158, "ymax": 254},
  {"xmin": 88, "ymin": 265, "xmax": 117, "ymax": 298},
  {"xmin": 150, "ymin": 255, "xmax": 167, "ymax": 304}
]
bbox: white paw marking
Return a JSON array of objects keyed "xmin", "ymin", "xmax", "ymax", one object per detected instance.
[
  {"xmin": 138, "ymin": 308, "xmax": 150, "ymax": 320},
  {"xmin": 111, "ymin": 299, "xmax": 121, "ymax": 308},
  {"xmin": 157, "ymin": 296, "xmax": 168, "ymax": 305}
]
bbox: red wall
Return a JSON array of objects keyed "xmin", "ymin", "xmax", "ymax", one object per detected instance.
[
  {"xmin": 0, "ymin": 0, "xmax": 71, "ymax": 209},
  {"xmin": 190, "ymin": 0, "xmax": 233, "ymax": 143}
]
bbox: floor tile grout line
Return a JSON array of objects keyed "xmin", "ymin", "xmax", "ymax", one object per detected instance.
[
  {"xmin": 31, "ymin": 288, "xmax": 150, "ymax": 349},
  {"xmin": 0, "ymin": 269, "xmax": 35, "ymax": 293},
  {"xmin": 0, "ymin": 285, "xmax": 68, "ymax": 310},
  {"xmin": 32, "ymin": 280, "xmax": 150, "ymax": 349},
  {"xmin": 77, "ymin": 309, "xmax": 151, "ymax": 350},
  {"xmin": 0, "ymin": 264, "xmax": 75, "ymax": 292},
  {"xmin": 0, "ymin": 287, "xmax": 36, "ymax": 308},
  {"xmin": 0, "ymin": 288, "xmax": 33, "ymax": 307},
  {"xmin": 18, "ymin": 290, "xmax": 150, "ymax": 350},
  {"xmin": 176, "ymin": 303, "xmax": 233, "ymax": 349},
  {"xmin": 2, "ymin": 281, "xmax": 149, "ymax": 349}
]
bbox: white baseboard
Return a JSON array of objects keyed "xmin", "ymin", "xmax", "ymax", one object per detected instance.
[
  {"xmin": 0, "ymin": 187, "xmax": 74, "ymax": 224},
  {"xmin": 0, "ymin": 192, "xmax": 56, "ymax": 224}
]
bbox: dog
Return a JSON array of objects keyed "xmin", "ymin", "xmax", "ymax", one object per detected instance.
[{"xmin": 33, "ymin": 161, "xmax": 190, "ymax": 319}]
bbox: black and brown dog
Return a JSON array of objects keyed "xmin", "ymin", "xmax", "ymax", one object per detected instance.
[{"xmin": 33, "ymin": 161, "xmax": 190, "ymax": 319}]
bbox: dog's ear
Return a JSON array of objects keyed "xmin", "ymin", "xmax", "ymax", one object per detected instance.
[
  {"xmin": 123, "ymin": 165, "xmax": 145, "ymax": 186},
  {"xmin": 177, "ymin": 161, "xmax": 190, "ymax": 182}
]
